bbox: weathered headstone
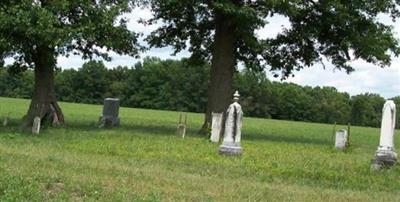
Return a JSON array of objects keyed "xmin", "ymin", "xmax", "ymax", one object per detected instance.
[
  {"xmin": 210, "ymin": 112, "xmax": 223, "ymax": 143},
  {"xmin": 335, "ymin": 129, "xmax": 348, "ymax": 150},
  {"xmin": 219, "ymin": 91, "xmax": 243, "ymax": 156},
  {"xmin": 98, "ymin": 98, "xmax": 120, "ymax": 128},
  {"xmin": 32, "ymin": 116, "xmax": 41, "ymax": 135},
  {"xmin": 176, "ymin": 113, "xmax": 187, "ymax": 138},
  {"xmin": 371, "ymin": 100, "xmax": 397, "ymax": 170},
  {"xmin": 3, "ymin": 115, "xmax": 9, "ymax": 127}
]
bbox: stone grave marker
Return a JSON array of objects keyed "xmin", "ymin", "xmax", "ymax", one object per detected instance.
[
  {"xmin": 371, "ymin": 100, "xmax": 397, "ymax": 170},
  {"xmin": 333, "ymin": 123, "xmax": 351, "ymax": 150},
  {"xmin": 335, "ymin": 129, "xmax": 348, "ymax": 150},
  {"xmin": 99, "ymin": 98, "xmax": 120, "ymax": 128},
  {"xmin": 219, "ymin": 91, "xmax": 243, "ymax": 156},
  {"xmin": 176, "ymin": 113, "xmax": 187, "ymax": 138},
  {"xmin": 210, "ymin": 112, "xmax": 223, "ymax": 143},
  {"xmin": 32, "ymin": 116, "xmax": 41, "ymax": 135}
]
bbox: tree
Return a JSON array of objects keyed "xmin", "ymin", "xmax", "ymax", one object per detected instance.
[
  {"xmin": 351, "ymin": 93, "xmax": 385, "ymax": 127},
  {"xmin": 142, "ymin": 0, "xmax": 400, "ymax": 133},
  {"xmin": 0, "ymin": 0, "xmax": 140, "ymax": 128}
]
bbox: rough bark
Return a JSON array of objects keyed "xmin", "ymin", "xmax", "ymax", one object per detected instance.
[
  {"xmin": 22, "ymin": 46, "xmax": 64, "ymax": 129},
  {"xmin": 200, "ymin": 11, "xmax": 237, "ymax": 134}
]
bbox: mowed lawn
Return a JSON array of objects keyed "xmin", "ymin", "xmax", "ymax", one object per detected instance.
[{"xmin": 0, "ymin": 97, "xmax": 399, "ymax": 201}]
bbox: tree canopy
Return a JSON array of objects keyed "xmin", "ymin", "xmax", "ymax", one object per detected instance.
[
  {"xmin": 144, "ymin": 0, "xmax": 400, "ymax": 77},
  {"xmin": 0, "ymin": 0, "xmax": 140, "ymax": 67},
  {"xmin": 0, "ymin": 0, "xmax": 141, "ymax": 127}
]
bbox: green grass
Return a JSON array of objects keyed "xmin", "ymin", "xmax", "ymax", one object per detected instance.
[{"xmin": 0, "ymin": 97, "xmax": 399, "ymax": 201}]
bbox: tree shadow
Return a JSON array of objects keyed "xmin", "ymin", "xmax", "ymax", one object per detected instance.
[
  {"xmin": 0, "ymin": 119, "xmax": 330, "ymax": 146},
  {"xmin": 245, "ymin": 132, "xmax": 331, "ymax": 146},
  {"xmin": 58, "ymin": 121, "xmax": 205, "ymax": 138}
]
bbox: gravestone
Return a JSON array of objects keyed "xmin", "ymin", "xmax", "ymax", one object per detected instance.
[
  {"xmin": 32, "ymin": 116, "xmax": 41, "ymax": 135},
  {"xmin": 176, "ymin": 114, "xmax": 187, "ymax": 138},
  {"xmin": 99, "ymin": 98, "xmax": 120, "ymax": 128},
  {"xmin": 219, "ymin": 91, "xmax": 243, "ymax": 156},
  {"xmin": 210, "ymin": 112, "xmax": 223, "ymax": 143},
  {"xmin": 371, "ymin": 100, "xmax": 397, "ymax": 170},
  {"xmin": 3, "ymin": 116, "xmax": 9, "ymax": 127},
  {"xmin": 335, "ymin": 129, "xmax": 348, "ymax": 150}
]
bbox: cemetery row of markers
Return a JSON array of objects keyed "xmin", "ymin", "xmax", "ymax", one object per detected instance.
[{"xmin": 7, "ymin": 91, "xmax": 398, "ymax": 171}]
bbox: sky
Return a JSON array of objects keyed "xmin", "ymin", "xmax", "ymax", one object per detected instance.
[{"xmin": 41, "ymin": 8, "xmax": 400, "ymax": 98}]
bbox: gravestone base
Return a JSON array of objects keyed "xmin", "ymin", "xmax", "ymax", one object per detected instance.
[
  {"xmin": 219, "ymin": 142, "xmax": 242, "ymax": 156},
  {"xmin": 98, "ymin": 116, "xmax": 120, "ymax": 128},
  {"xmin": 371, "ymin": 147, "xmax": 397, "ymax": 171}
]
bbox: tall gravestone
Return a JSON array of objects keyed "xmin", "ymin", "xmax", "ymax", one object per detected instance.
[
  {"xmin": 371, "ymin": 100, "xmax": 397, "ymax": 170},
  {"xmin": 219, "ymin": 91, "xmax": 243, "ymax": 156},
  {"xmin": 99, "ymin": 98, "xmax": 120, "ymax": 128},
  {"xmin": 210, "ymin": 112, "xmax": 223, "ymax": 143}
]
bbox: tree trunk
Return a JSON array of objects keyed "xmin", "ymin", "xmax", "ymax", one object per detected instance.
[
  {"xmin": 200, "ymin": 11, "xmax": 237, "ymax": 134},
  {"xmin": 23, "ymin": 46, "xmax": 64, "ymax": 129}
]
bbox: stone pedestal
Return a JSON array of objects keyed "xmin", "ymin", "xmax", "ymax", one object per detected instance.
[
  {"xmin": 219, "ymin": 91, "xmax": 243, "ymax": 156},
  {"xmin": 371, "ymin": 100, "xmax": 397, "ymax": 170},
  {"xmin": 99, "ymin": 98, "xmax": 120, "ymax": 128},
  {"xmin": 371, "ymin": 146, "xmax": 397, "ymax": 170},
  {"xmin": 219, "ymin": 142, "xmax": 242, "ymax": 156},
  {"xmin": 210, "ymin": 112, "xmax": 223, "ymax": 143}
]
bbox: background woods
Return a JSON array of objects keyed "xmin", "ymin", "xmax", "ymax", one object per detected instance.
[{"xmin": 1, "ymin": 57, "xmax": 398, "ymax": 128}]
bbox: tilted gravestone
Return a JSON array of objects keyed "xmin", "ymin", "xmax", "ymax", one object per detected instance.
[
  {"xmin": 176, "ymin": 113, "xmax": 187, "ymax": 138},
  {"xmin": 219, "ymin": 91, "xmax": 243, "ymax": 156},
  {"xmin": 99, "ymin": 98, "xmax": 120, "ymax": 128},
  {"xmin": 371, "ymin": 100, "xmax": 397, "ymax": 170},
  {"xmin": 210, "ymin": 112, "xmax": 223, "ymax": 143}
]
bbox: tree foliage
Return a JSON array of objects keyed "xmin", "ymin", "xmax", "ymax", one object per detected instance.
[
  {"xmin": 142, "ymin": 0, "xmax": 400, "ymax": 77},
  {"xmin": 0, "ymin": 0, "xmax": 140, "ymax": 66}
]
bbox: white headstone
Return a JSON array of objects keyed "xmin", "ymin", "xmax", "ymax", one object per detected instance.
[
  {"xmin": 210, "ymin": 112, "xmax": 223, "ymax": 143},
  {"xmin": 219, "ymin": 91, "xmax": 243, "ymax": 155},
  {"xmin": 32, "ymin": 117, "xmax": 41, "ymax": 135},
  {"xmin": 176, "ymin": 114, "xmax": 187, "ymax": 138},
  {"xmin": 335, "ymin": 129, "xmax": 348, "ymax": 150},
  {"xmin": 3, "ymin": 117, "xmax": 8, "ymax": 127},
  {"xmin": 371, "ymin": 100, "xmax": 397, "ymax": 170}
]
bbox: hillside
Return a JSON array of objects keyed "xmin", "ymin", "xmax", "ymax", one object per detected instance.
[{"xmin": 0, "ymin": 97, "xmax": 399, "ymax": 201}]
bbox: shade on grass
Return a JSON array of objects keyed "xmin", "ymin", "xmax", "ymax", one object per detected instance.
[{"xmin": 0, "ymin": 97, "xmax": 399, "ymax": 201}]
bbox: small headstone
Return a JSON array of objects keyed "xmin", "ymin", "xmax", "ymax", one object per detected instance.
[
  {"xmin": 219, "ymin": 91, "xmax": 243, "ymax": 156},
  {"xmin": 371, "ymin": 100, "xmax": 397, "ymax": 171},
  {"xmin": 32, "ymin": 116, "xmax": 41, "ymax": 135},
  {"xmin": 210, "ymin": 112, "xmax": 223, "ymax": 143},
  {"xmin": 3, "ymin": 117, "xmax": 9, "ymax": 127},
  {"xmin": 335, "ymin": 129, "xmax": 348, "ymax": 150},
  {"xmin": 176, "ymin": 114, "xmax": 187, "ymax": 138},
  {"xmin": 99, "ymin": 98, "xmax": 120, "ymax": 128}
]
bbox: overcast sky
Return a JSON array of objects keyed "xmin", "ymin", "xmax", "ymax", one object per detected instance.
[{"xmin": 55, "ymin": 8, "xmax": 400, "ymax": 99}]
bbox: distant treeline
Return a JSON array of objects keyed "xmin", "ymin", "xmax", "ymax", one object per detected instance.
[{"xmin": 0, "ymin": 57, "xmax": 399, "ymax": 128}]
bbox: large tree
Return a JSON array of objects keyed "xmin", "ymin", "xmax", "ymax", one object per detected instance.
[
  {"xmin": 0, "ymin": 0, "xmax": 140, "ymax": 128},
  {"xmin": 142, "ymin": 0, "xmax": 400, "ymax": 132}
]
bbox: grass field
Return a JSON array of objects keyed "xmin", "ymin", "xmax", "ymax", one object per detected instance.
[{"xmin": 0, "ymin": 97, "xmax": 399, "ymax": 201}]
